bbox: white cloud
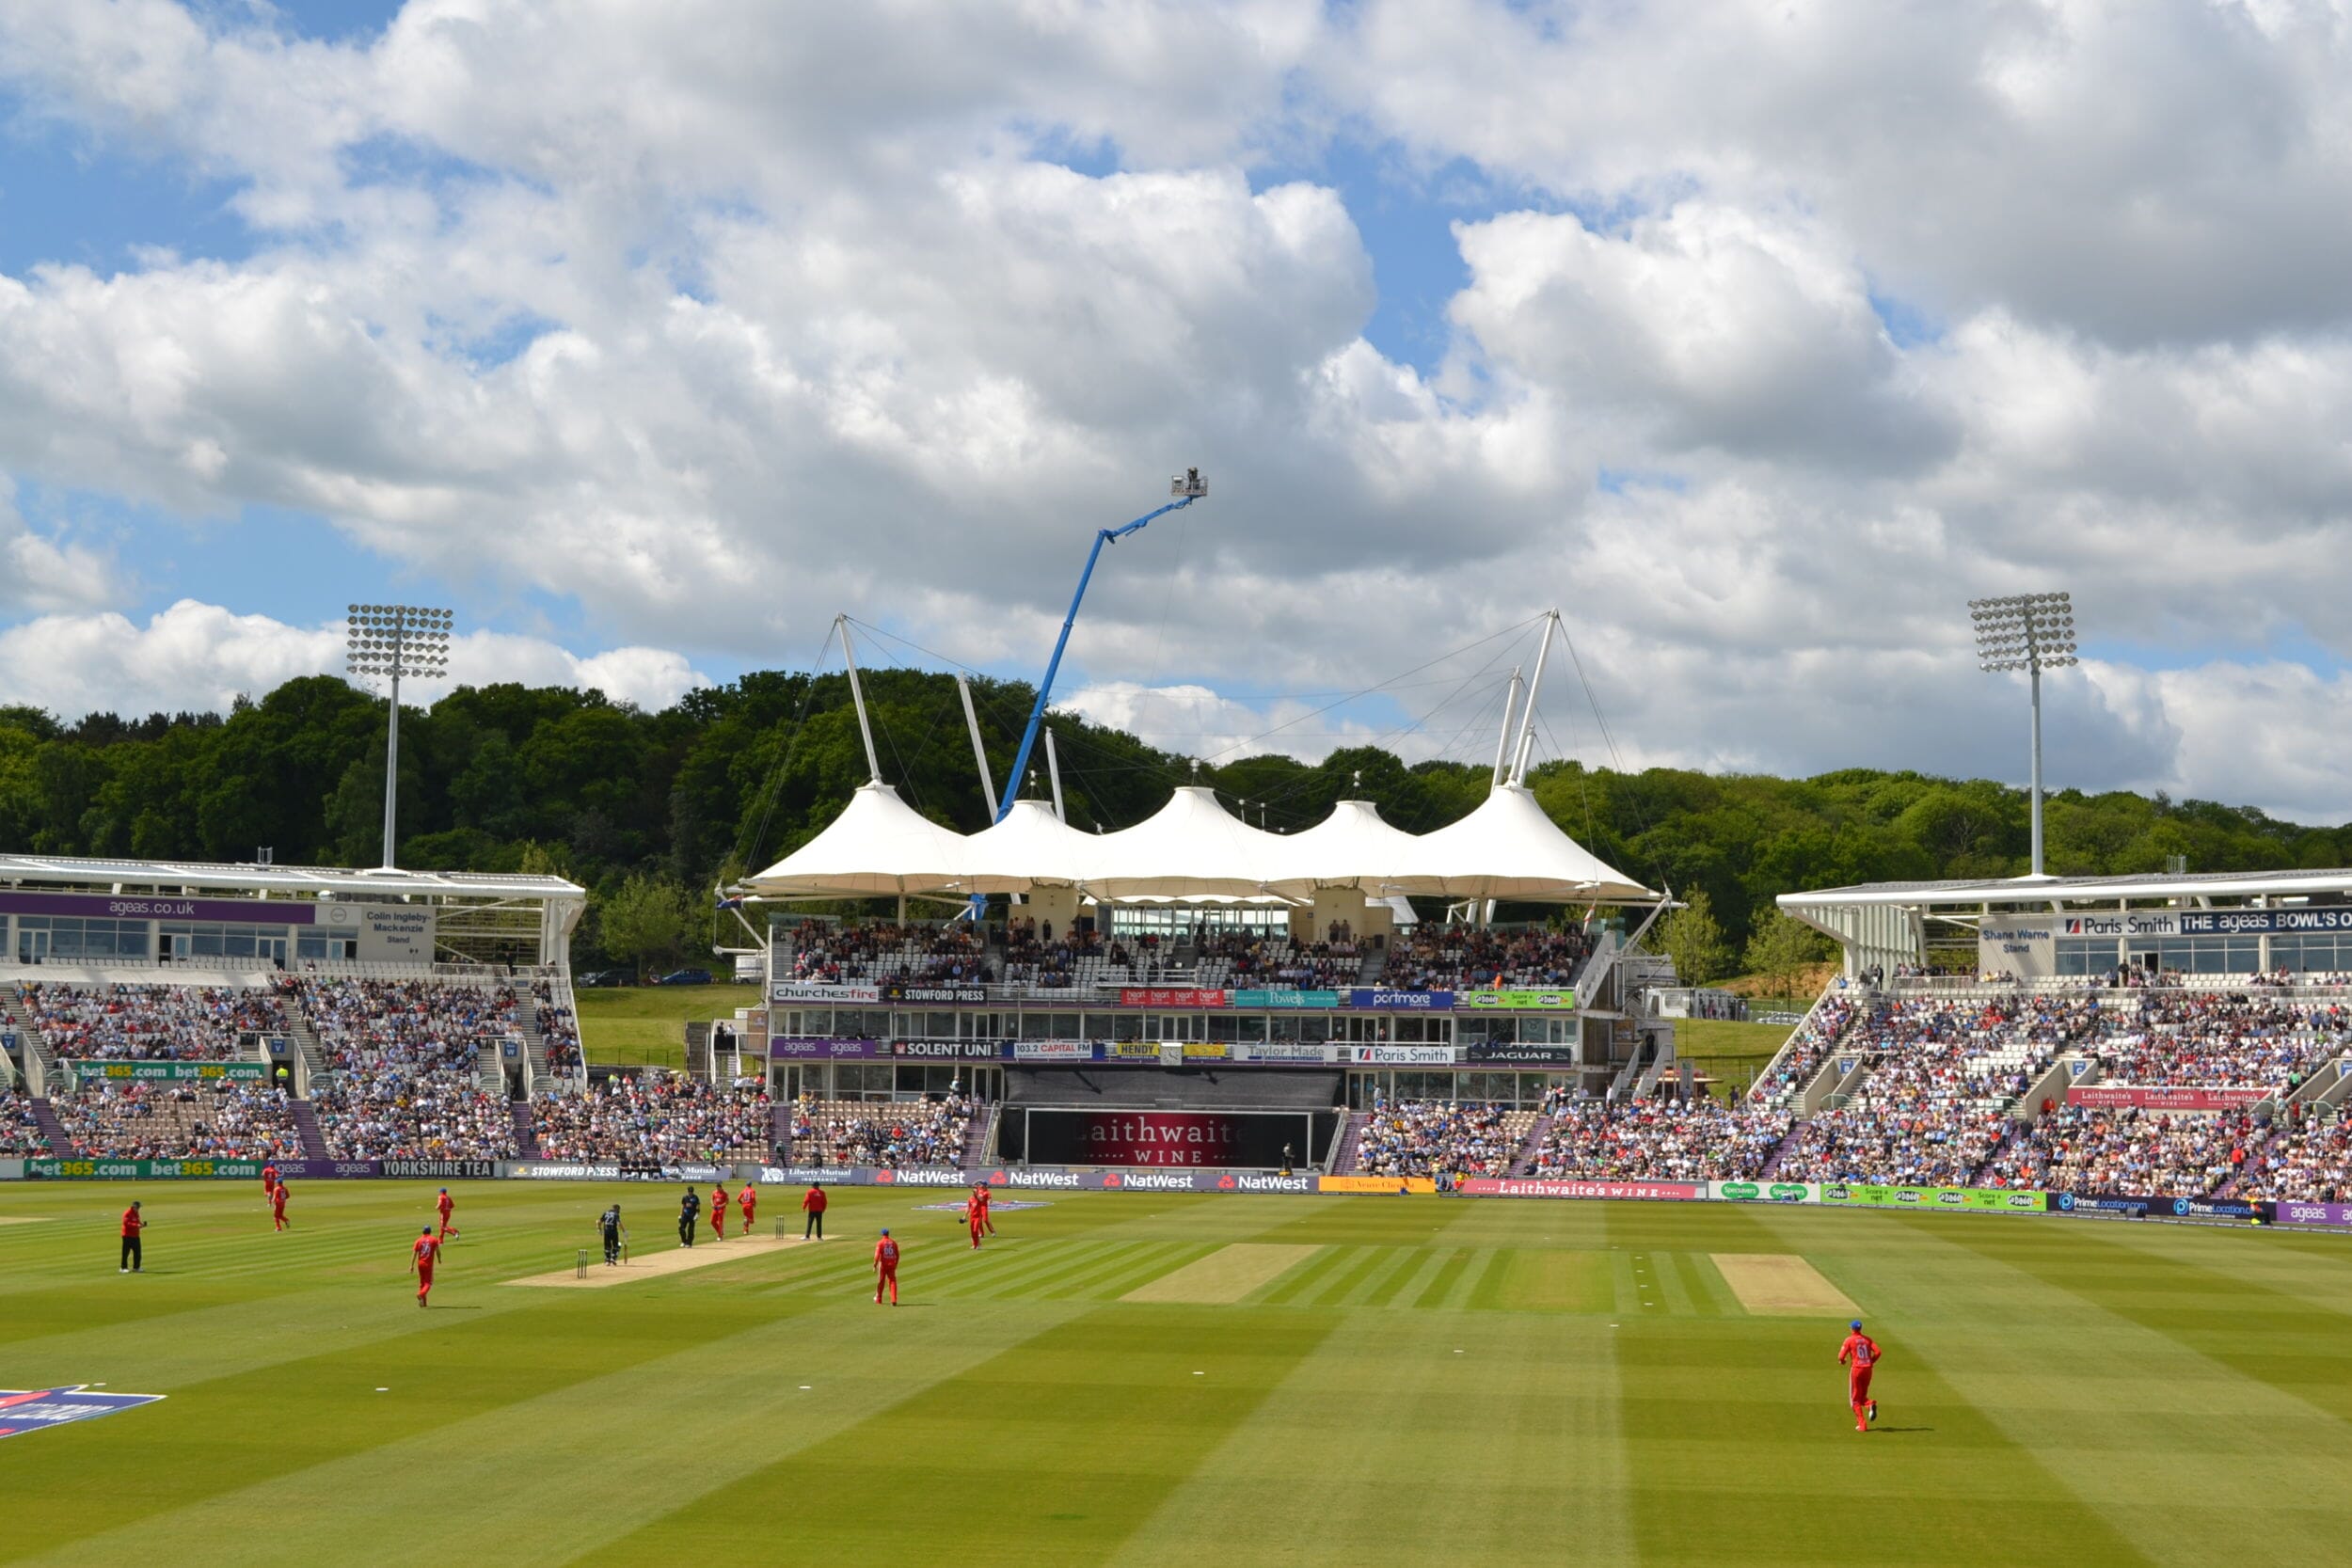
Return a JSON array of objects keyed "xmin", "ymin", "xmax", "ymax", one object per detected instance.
[
  {"xmin": 4, "ymin": 1, "xmax": 2352, "ymax": 820},
  {"xmin": 0, "ymin": 600, "xmax": 710, "ymax": 718}
]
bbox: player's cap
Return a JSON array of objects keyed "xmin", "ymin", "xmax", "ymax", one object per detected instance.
[
  {"xmin": 880, "ymin": 1227, "xmax": 890, "ymax": 1236},
  {"xmin": 131, "ymin": 1199, "xmax": 141, "ymax": 1208},
  {"xmin": 438, "ymin": 1186, "xmax": 448, "ymax": 1193},
  {"xmin": 1850, "ymin": 1320, "xmax": 1863, "ymax": 1330},
  {"xmin": 422, "ymin": 1225, "xmax": 435, "ymax": 1234}
]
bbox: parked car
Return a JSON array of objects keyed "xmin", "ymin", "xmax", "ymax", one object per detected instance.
[
  {"xmin": 576, "ymin": 969, "xmax": 635, "ymax": 988},
  {"xmin": 655, "ymin": 968, "xmax": 715, "ymax": 986}
]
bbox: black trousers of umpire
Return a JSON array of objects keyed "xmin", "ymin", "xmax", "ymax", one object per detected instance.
[
  {"xmin": 602, "ymin": 1228, "xmax": 622, "ymax": 1264},
  {"xmin": 803, "ymin": 1212, "xmax": 823, "ymax": 1240},
  {"xmin": 120, "ymin": 1235, "xmax": 141, "ymax": 1271},
  {"xmin": 678, "ymin": 1213, "xmax": 696, "ymax": 1246}
]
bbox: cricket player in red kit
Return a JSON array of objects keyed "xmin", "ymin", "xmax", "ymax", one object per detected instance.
[
  {"xmin": 262, "ymin": 1163, "xmax": 280, "ymax": 1204},
  {"xmin": 411, "ymin": 1227, "xmax": 442, "ymax": 1307},
  {"xmin": 711, "ymin": 1182, "xmax": 729, "ymax": 1240},
  {"xmin": 436, "ymin": 1187, "xmax": 456, "ymax": 1240},
  {"xmin": 973, "ymin": 1182, "xmax": 995, "ymax": 1236},
  {"xmin": 738, "ymin": 1184, "xmax": 755, "ymax": 1233},
  {"xmin": 964, "ymin": 1191, "xmax": 986, "ymax": 1249},
  {"xmin": 1837, "ymin": 1321, "xmax": 1881, "ymax": 1432},
  {"xmin": 271, "ymin": 1181, "xmax": 290, "ymax": 1231},
  {"xmin": 873, "ymin": 1228, "xmax": 899, "ymax": 1305}
]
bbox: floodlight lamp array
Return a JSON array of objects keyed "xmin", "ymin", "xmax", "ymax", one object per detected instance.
[
  {"xmin": 1968, "ymin": 591, "xmax": 2077, "ymax": 673},
  {"xmin": 344, "ymin": 603, "xmax": 454, "ymax": 679}
]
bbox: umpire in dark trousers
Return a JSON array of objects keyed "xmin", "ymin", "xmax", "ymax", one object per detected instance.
[{"xmin": 677, "ymin": 1186, "xmax": 700, "ymax": 1247}]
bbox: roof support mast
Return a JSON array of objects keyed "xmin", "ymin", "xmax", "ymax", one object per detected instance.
[
  {"xmin": 1044, "ymin": 727, "xmax": 1068, "ymax": 822},
  {"xmin": 1490, "ymin": 666, "xmax": 1523, "ymax": 786},
  {"xmin": 836, "ymin": 614, "xmax": 882, "ymax": 784},
  {"xmin": 1509, "ymin": 611, "xmax": 1560, "ymax": 786},
  {"xmin": 995, "ymin": 468, "xmax": 1207, "ymax": 826},
  {"xmin": 956, "ymin": 674, "xmax": 998, "ymax": 818}
]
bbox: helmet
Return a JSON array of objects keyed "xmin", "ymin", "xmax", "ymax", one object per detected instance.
[{"xmin": 1850, "ymin": 1320, "xmax": 1863, "ymax": 1330}]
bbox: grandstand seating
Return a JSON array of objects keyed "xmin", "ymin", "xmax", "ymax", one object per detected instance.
[
  {"xmin": 2235, "ymin": 1112, "xmax": 2352, "ymax": 1202},
  {"xmin": 47, "ymin": 1078, "xmax": 305, "ymax": 1160},
  {"xmin": 11, "ymin": 981, "xmax": 286, "ymax": 1061},
  {"xmin": 1381, "ymin": 926, "xmax": 1592, "ymax": 992},
  {"xmin": 1353, "ymin": 1100, "xmax": 1532, "ymax": 1179},
  {"xmin": 782, "ymin": 1095, "xmax": 974, "ymax": 1167},
  {"xmin": 1749, "ymin": 996, "xmax": 1858, "ymax": 1106},
  {"xmin": 534, "ymin": 1074, "xmax": 772, "ymax": 1164},
  {"xmin": 0, "ymin": 1085, "xmax": 49, "ymax": 1156},
  {"xmin": 294, "ymin": 977, "xmax": 522, "ymax": 1161},
  {"xmin": 1532, "ymin": 1097, "xmax": 1790, "ymax": 1181}
]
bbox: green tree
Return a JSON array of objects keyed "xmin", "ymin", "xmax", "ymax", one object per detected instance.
[
  {"xmin": 597, "ymin": 873, "xmax": 698, "ymax": 975},
  {"xmin": 1657, "ymin": 888, "xmax": 1735, "ymax": 986},
  {"xmin": 1742, "ymin": 910, "xmax": 1831, "ymax": 996}
]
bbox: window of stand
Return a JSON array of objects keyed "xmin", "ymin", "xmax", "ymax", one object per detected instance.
[{"xmin": 15, "ymin": 916, "xmax": 152, "ymax": 961}]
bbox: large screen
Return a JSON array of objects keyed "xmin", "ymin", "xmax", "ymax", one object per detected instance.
[{"xmin": 1015, "ymin": 1109, "xmax": 1327, "ymax": 1168}]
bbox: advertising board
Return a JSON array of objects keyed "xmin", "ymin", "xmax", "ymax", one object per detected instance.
[
  {"xmin": 66, "ymin": 1061, "xmax": 268, "ymax": 1082},
  {"xmin": 1455, "ymin": 990, "xmax": 1577, "ymax": 1011},
  {"xmin": 770, "ymin": 983, "xmax": 880, "ymax": 1004},
  {"xmin": 1455, "ymin": 1178, "xmax": 1704, "ymax": 1201},
  {"xmin": 1818, "ymin": 1184, "xmax": 2049, "ymax": 1213},
  {"xmin": 1012, "ymin": 1041, "xmax": 1095, "ymax": 1060},
  {"xmin": 1020, "ymin": 1109, "xmax": 1311, "ymax": 1168},
  {"xmin": 1230, "ymin": 990, "xmax": 1341, "ymax": 1009},
  {"xmin": 0, "ymin": 890, "xmax": 316, "ymax": 925},
  {"xmin": 1317, "ymin": 1175, "xmax": 1438, "ymax": 1194},
  {"xmin": 2049, "ymin": 1191, "xmax": 2264, "ymax": 1221},
  {"xmin": 2267, "ymin": 1200, "xmax": 2352, "ymax": 1227},
  {"xmin": 1710, "ymin": 1180, "xmax": 1820, "ymax": 1203},
  {"xmin": 1347, "ymin": 990, "xmax": 1453, "ymax": 1011},
  {"xmin": 1118, "ymin": 989, "xmax": 1228, "ymax": 1008},
  {"xmin": 2063, "ymin": 1086, "xmax": 2266, "ymax": 1112},
  {"xmin": 1345, "ymin": 1045, "xmax": 1455, "ymax": 1066}
]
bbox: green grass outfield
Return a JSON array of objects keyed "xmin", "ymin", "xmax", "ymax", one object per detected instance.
[{"xmin": 2, "ymin": 1183, "xmax": 2349, "ymax": 1567}]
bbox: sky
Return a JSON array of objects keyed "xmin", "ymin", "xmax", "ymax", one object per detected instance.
[{"xmin": 3, "ymin": 0, "xmax": 2352, "ymax": 821}]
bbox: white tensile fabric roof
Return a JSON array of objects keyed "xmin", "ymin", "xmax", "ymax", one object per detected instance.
[
  {"xmin": 1087, "ymin": 785, "xmax": 1292, "ymax": 899},
  {"xmin": 959, "ymin": 799, "xmax": 1101, "ymax": 892},
  {"xmin": 1385, "ymin": 784, "xmax": 1651, "ymax": 902},
  {"xmin": 746, "ymin": 782, "xmax": 970, "ymax": 896},
  {"xmin": 743, "ymin": 782, "xmax": 1655, "ymax": 903},
  {"xmin": 1263, "ymin": 799, "xmax": 1423, "ymax": 893}
]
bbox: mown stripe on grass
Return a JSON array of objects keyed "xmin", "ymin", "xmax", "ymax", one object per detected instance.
[
  {"xmin": 1754, "ymin": 1207, "xmax": 2331, "ymax": 1568},
  {"xmin": 1256, "ymin": 1243, "xmax": 1367, "ymax": 1307},
  {"xmin": 1106, "ymin": 1308, "xmax": 1637, "ymax": 1568},
  {"xmin": 574, "ymin": 1304, "xmax": 1342, "ymax": 1568},
  {"xmin": 1330, "ymin": 1244, "xmax": 1427, "ymax": 1307},
  {"xmin": 18, "ymin": 1299, "xmax": 1089, "ymax": 1568},
  {"xmin": 1293, "ymin": 1244, "xmax": 1395, "ymax": 1308},
  {"xmin": 1048, "ymin": 1242, "xmax": 1217, "ymax": 1302},
  {"xmin": 1371, "ymin": 1245, "xmax": 1454, "ymax": 1308}
]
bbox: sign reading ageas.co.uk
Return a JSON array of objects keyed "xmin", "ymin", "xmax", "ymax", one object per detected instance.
[
  {"xmin": 2064, "ymin": 1085, "xmax": 2267, "ymax": 1112},
  {"xmin": 0, "ymin": 889, "xmax": 319, "ymax": 925},
  {"xmin": 1456, "ymin": 1177, "xmax": 1705, "ymax": 1202}
]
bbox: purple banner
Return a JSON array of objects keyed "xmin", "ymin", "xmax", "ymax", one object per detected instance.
[
  {"xmin": 275, "ymin": 1160, "xmax": 386, "ymax": 1179},
  {"xmin": 762, "ymin": 1037, "xmax": 885, "ymax": 1058},
  {"xmin": 0, "ymin": 890, "xmax": 316, "ymax": 926},
  {"xmin": 2268, "ymin": 1200, "xmax": 2352, "ymax": 1227}
]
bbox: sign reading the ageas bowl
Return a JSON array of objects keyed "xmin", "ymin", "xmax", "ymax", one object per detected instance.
[
  {"xmin": 1347, "ymin": 989, "xmax": 1453, "ymax": 1011},
  {"xmin": 770, "ymin": 982, "xmax": 882, "ymax": 1005},
  {"xmin": 0, "ymin": 1386, "xmax": 167, "ymax": 1441},
  {"xmin": 1457, "ymin": 990, "xmax": 1577, "ymax": 1011},
  {"xmin": 1119, "ymin": 988, "xmax": 1228, "ymax": 1009},
  {"xmin": 2180, "ymin": 903, "xmax": 2352, "ymax": 936},
  {"xmin": 2064, "ymin": 1085, "xmax": 2267, "ymax": 1112},
  {"xmin": 0, "ymin": 889, "xmax": 316, "ymax": 925}
]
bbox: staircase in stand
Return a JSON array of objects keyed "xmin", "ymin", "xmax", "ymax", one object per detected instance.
[
  {"xmin": 1356, "ymin": 948, "xmax": 1386, "ymax": 986},
  {"xmin": 1755, "ymin": 1124, "xmax": 1803, "ymax": 1180},
  {"xmin": 27, "ymin": 1097, "xmax": 70, "ymax": 1154},
  {"xmin": 771, "ymin": 1102, "xmax": 800, "ymax": 1164},
  {"xmin": 288, "ymin": 1101, "xmax": 330, "ymax": 1161},
  {"xmin": 1506, "ymin": 1114, "xmax": 1553, "ymax": 1177},
  {"xmin": 1328, "ymin": 1111, "xmax": 1369, "ymax": 1176},
  {"xmin": 510, "ymin": 1100, "xmax": 540, "ymax": 1159},
  {"xmin": 960, "ymin": 1104, "xmax": 999, "ymax": 1170}
]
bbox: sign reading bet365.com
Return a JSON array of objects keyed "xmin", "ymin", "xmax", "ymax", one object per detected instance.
[{"xmin": 0, "ymin": 1386, "xmax": 167, "ymax": 1440}]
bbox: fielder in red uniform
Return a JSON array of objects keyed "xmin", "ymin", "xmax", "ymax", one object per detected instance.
[
  {"xmin": 738, "ymin": 1184, "xmax": 755, "ymax": 1234},
  {"xmin": 436, "ymin": 1187, "xmax": 457, "ymax": 1241},
  {"xmin": 873, "ymin": 1228, "xmax": 899, "ymax": 1305},
  {"xmin": 411, "ymin": 1227, "xmax": 442, "ymax": 1307},
  {"xmin": 973, "ymin": 1181, "xmax": 995, "ymax": 1236},
  {"xmin": 964, "ymin": 1190, "xmax": 986, "ymax": 1250},
  {"xmin": 262, "ymin": 1163, "xmax": 280, "ymax": 1205},
  {"xmin": 271, "ymin": 1181, "xmax": 290, "ymax": 1232},
  {"xmin": 711, "ymin": 1181, "xmax": 729, "ymax": 1240},
  {"xmin": 1837, "ymin": 1321, "xmax": 1881, "ymax": 1433}
]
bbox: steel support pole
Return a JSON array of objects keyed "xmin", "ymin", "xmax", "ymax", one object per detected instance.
[
  {"xmin": 381, "ymin": 652, "xmax": 402, "ymax": 869},
  {"xmin": 2029, "ymin": 659, "xmax": 2044, "ymax": 878},
  {"xmin": 957, "ymin": 674, "xmax": 997, "ymax": 818},
  {"xmin": 1510, "ymin": 612, "xmax": 1559, "ymax": 786},
  {"xmin": 1490, "ymin": 667, "xmax": 1522, "ymax": 786},
  {"xmin": 837, "ymin": 616, "xmax": 882, "ymax": 784}
]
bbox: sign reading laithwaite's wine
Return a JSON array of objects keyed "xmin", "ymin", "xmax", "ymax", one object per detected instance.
[{"xmin": 1020, "ymin": 1109, "xmax": 1309, "ymax": 1168}]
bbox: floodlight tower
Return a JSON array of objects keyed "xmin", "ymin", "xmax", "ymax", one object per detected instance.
[
  {"xmin": 345, "ymin": 603, "xmax": 453, "ymax": 870},
  {"xmin": 994, "ymin": 468, "xmax": 1206, "ymax": 824},
  {"xmin": 1968, "ymin": 592, "xmax": 2077, "ymax": 879}
]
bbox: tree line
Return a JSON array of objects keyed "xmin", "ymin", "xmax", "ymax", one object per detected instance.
[{"xmin": 1, "ymin": 670, "xmax": 2344, "ymax": 976}]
